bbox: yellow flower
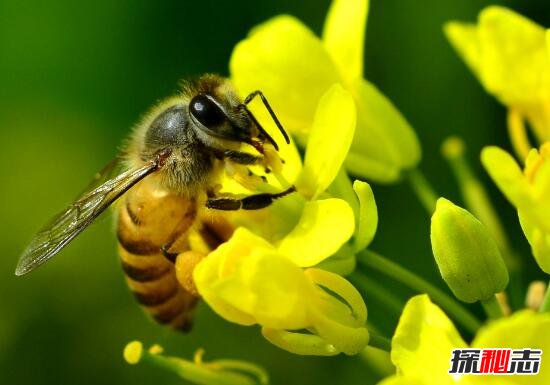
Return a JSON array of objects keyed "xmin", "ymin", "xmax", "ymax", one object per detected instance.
[
  {"xmin": 445, "ymin": 6, "xmax": 550, "ymax": 159},
  {"xmin": 379, "ymin": 295, "xmax": 550, "ymax": 385},
  {"xmin": 229, "ymin": 0, "xmax": 421, "ymax": 183},
  {"xmin": 481, "ymin": 143, "xmax": 550, "ymax": 273},
  {"xmin": 187, "ymin": 75, "xmax": 378, "ymax": 356},
  {"xmin": 194, "ymin": 227, "xmax": 369, "ymax": 356}
]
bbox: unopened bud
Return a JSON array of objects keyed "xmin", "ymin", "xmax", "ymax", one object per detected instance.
[{"xmin": 430, "ymin": 198, "xmax": 509, "ymax": 303}]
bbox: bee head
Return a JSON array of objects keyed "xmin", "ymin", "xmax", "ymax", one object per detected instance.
[
  {"xmin": 188, "ymin": 92, "xmax": 255, "ymax": 145},
  {"xmin": 186, "ymin": 75, "xmax": 288, "ymax": 154}
]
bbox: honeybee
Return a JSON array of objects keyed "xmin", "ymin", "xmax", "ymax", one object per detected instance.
[{"xmin": 16, "ymin": 74, "xmax": 295, "ymax": 331}]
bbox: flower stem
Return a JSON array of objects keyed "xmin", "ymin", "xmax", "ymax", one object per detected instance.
[
  {"xmin": 360, "ymin": 346, "xmax": 394, "ymax": 377},
  {"xmin": 358, "ymin": 250, "xmax": 481, "ymax": 334},
  {"xmin": 406, "ymin": 168, "xmax": 438, "ymax": 214},
  {"xmin": 481, "ymin": 296, "xmax": 504, "ymax": 319},
  {"xmin": 368, "ymin": 332, "xmax": 391, "ymax": 352},
  {"xmin": 539, "ymin": 280, "xmax": 550, "ymax": 313}
]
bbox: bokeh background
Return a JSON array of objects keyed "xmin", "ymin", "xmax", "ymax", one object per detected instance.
[{"xmin": 1, "ymin": 0, "xmax": 549, "ymax": 384}]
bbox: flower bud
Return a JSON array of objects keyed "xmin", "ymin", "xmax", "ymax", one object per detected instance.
[{"xmin": 430, "ymin": 198, "xmax": 509, "ymax": 303}]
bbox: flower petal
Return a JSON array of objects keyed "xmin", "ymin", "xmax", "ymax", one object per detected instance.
[
  {"xmin": 519, "ymin": 212, "xmax": 550, "ymax": 274},
  {"xmin": 472, "ymin": 310, "xmax": 550, "ymax": 384},
  {"xmin": 391, "ymin": 295, "xmax": 467, "ymax": 385},
  {"xmin": 481, "ymin": 146, "xmax": 550, "ymax": 233},
  {"xmin": 347, "ymin": 79, "xmax": 421, "ymax": 183},
  {"xmin": 322, "ymin": 0, "xmax": 368, "ymax": 83},
  {"xmin": 477, "ymin": 6, "xmax": 550, "ymax": 104},
  {"xmin": 195, "ymin": 228, "xmax": 312, "ymax": 330},
  {"xmin": 444, "ymin": 21, "xmax": 482, "ymax": 79},
  {"xmin": 230, "ymin": 15, "xmax": 340, "ymax": 141},
  {"xmin": 306, "ymin": 268, "xmax": 367, "ymax": 325},
  {"xmin": 278, "ymin": 198, "xmax": 355, "ymax": 267},
  {"xmin": 352, "ymin": 180, "xmax": 378, "ymax": 251},
  {"xmin": 481, "ymin": 146, "xmax": 528, "ymax": 208},
  {"xmin": 193, "ymin": 228, "xmax": 272, "ymax": 326},
  {"xmin": 297, "ymin": 84, "xmax": 356, "ymax": 199}
]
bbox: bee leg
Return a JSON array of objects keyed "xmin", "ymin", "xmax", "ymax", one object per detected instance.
[{"xmin": 206, "ymin": 186, "xmax": 296, "ymax": 211}]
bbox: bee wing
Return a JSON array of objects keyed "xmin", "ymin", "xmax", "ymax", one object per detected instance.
[{"xmin": 16, "ymin": 158, "xmax": 162, "ymax": 276}]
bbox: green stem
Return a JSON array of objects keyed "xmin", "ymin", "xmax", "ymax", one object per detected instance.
[
  {"xmin": 360, "ymin": 347, "xmax": 394, "ymax": 377},
  {"xmin": 406, "ymin": 168, "xmax": 438, "ymax": 214},
  {"xmin": 358, "ymin": 250, "xmax": 481, "ymax": 334},
  {"xmin": 368, "ymin": 332, "xmax": 392, "ymax": 352},
  {"xmin": 349, "ymin": 271, "xmax": 404, "ymax": 315},
  {"xmin": 539, "ymin": 280, "xmax": 550, "ymax": 313},
  {"xmin": 481, "ymin": 296, "xmax": 503, "ymax": 319}
]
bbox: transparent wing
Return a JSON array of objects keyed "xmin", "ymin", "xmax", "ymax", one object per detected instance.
[
  {"xmin": 16, "ymin": 156, "xmax": 163, "ymax": 276},
  {"xmin": 80, "ymin": 155, "xmax": 123, "ymax": 195}
]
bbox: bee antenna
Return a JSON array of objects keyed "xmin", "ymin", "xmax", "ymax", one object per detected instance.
[
  {"xmin": 244, "ymin": 90, "xmax": 290, "ymax": 145},
  {"xmin": 239, "ymin": 103, "xmax": 279, "ymax": 151}
]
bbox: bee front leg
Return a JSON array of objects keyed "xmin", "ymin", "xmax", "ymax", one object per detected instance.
[{"xmin": 206, "ymin": 186, "xmax": 296, "ymax": 211}]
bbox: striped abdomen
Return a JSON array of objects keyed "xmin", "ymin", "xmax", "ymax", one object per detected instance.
[{"xmin": 116, "ymin": 179, "xmax": 198, "ymax": 331}]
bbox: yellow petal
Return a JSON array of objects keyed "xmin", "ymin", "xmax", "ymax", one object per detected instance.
[
  {"xmin": 477, "ymin": 6, "xmax": 550, "ymax": 104},
  {"xmin": 322, "ymin": 0, "xmax": 368, "ymax": 83},
  {"xmin": 297, "ymin": 84, "xmax": 356, "ymax": 199},
  {"xmin": 306, "ymin": 268, "xmax": 367, "ymax": 325},
  {"xmin": 444, "ymin": 21, "xmax": 482, "ymax": 78},
  {"xmin": 193, "ymin": 229, "xmax": 271, "ymax": 326},
  {"xmin": 347, "ymin": 79, "xmax": 421, "ymax": 183},
  {"xmin": 345, "ymin": 151, "xmax": 401, "ymax": 182},
  {"xmin": 472, "ymin": 310, "xmax": 550, "ymax": 384},
  {"xmin": 309, "ymin": 303, "xmax": 370, "ymax": 355},
  {"xmin": 230, "ymin": 15, "xmax": 340, "ymax": 141},
  {"xmin": 481, "ymin": 146, "xmax": 550, "ymax": 233},
  {"xmin": 352, "ymin": 180, "xmax": 378, "ymax": 251},
  {"xmin": 224, "ymin": 251, "xmax": 311, "ymax": 330},
  {"xmin": 278, "ymin": 198, "xmax": 355, "ymax": 267},
  {"xmin": 391, "ymin": 295, "xmax": 467, "ymax": 385},
  {"xmin": 519, "ymin": 212, "xmax": 550, "ymax": 273},
  {"xmin": 481, "ymin": 146, "xmax": 527, "ymax": 208}
]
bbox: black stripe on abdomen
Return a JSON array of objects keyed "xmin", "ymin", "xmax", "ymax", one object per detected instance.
[{"xmin": 121, "ymin": 261, "xmax": 171, "ymax": 282}]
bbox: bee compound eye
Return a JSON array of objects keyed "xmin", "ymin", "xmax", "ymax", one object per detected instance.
[{"xmin": 189, "ymin": 94, "xmax": 226, "ymax": 128}]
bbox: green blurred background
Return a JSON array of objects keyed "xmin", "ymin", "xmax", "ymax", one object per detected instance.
[{"xmin": 1, "ymin": 0, "xmax": 549, "ymax": 384}]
